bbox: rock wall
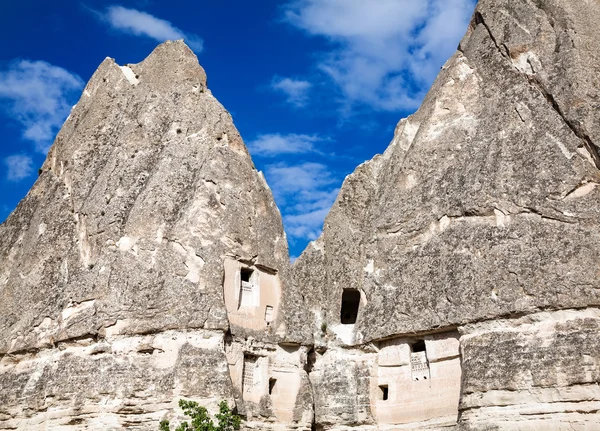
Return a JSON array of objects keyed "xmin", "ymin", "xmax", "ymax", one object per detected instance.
[
  {"xmin": 293, "ymin": 0, "xmax": 600, "ymax": 429},
  {"xmin": 0, "ymin": 41, "xmax": 311, "ymax": 430},
  {"xmin": 2, "ymin": 0, "xmax": 600, "ymax": 430}
]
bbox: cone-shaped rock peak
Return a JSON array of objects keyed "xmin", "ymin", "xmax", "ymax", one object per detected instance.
[{"xmin": 3, "ymin": 1, "xmax": 600, "ymax": 429}]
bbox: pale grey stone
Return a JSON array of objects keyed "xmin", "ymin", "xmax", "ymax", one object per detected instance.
[
  {"xmin": 0, "ymin": 41, "xmax": 311, "ymax": 430},
  {"xmin": 3, "ymin": 0, "xmax": 600, "ymax": 429},
  {"xmin": 293, "ymin": 0, "xmax": 600, "ymax": 429}
]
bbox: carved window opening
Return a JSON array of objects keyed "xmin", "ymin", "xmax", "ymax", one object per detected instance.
[
  {"xmin": 340, "ymin": 289, "xmax": 360, "ymax": 325},
  {"xmin": 379, "ymin": 385, "xmax": 389, "ymax": 401},
  {"xmin": 265, "ymin": 305, "xmax": 274, "ymax": 324},
  {"xmin": 241, "ymin": 267, "xmax": 253, "ymax": 283},
  {"xmin": 410, "ymin": 340, "xmax": 430, "ymax": 381},
  {"xmin": 243, "ymin": 356, "xmax": 256, "ymax": 392},
  {"xmin": 239, "ymin": 268, "xmax": 255, "ymax": 309},
  {"xmin": 269, "ymin": 378, "xmax": 277, "ymax": 395},
  {"xmin": 412, "ymin": 340, "xmax": 426, "ymax": 352}
]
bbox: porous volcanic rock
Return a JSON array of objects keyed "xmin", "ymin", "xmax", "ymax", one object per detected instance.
[
  {"xmin": 0, "ymin": 41, "xmax": 312, "ymax": 430},
  {"xmin": 3, "ymin": 0, "xmax": 600, "ymax": 430},
  {"xmin": 293, "ymin": 0, "xmax": 600, "ymax": 429}
]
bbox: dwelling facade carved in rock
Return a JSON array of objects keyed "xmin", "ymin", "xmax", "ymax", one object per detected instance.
[{"xmin": 2, "ymin": 0, "xmax": 600, "ymax": 430}]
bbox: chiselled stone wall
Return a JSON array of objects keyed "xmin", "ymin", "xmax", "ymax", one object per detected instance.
[
  {"xmin": 293, "ymin": 0, "xmax": 600, "ymax": 429},
  {"xmin": 2, "ymin": 0, "xmax": 600, "ymax": 430},
  {"xmin": 0, "ymin": 41, "xmax": 312, "ymax": 431}
]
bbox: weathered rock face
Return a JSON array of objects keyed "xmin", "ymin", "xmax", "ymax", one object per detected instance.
[
  {"xmin": 293, "ymin": 0, "xmax": 600, "ymax": 429},
  {"xmin": 3, "ymin": 0, "xmax": 600, "ymax": 430},
  {"xmin": 0, "ymin": 41, "xmax": 312, "ymax": 430}
]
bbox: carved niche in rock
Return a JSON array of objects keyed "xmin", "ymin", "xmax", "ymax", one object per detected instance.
[
  {"xmin": 372, "ymin": 331, "xmax": 461, "ymax": 426},
  {"xmin": 225, "ymin": 341, "xmax": 306, "ymax": 423},
  {"xmin": 223, "ymin": 258, "xmax": 282, "ymax": 332}
]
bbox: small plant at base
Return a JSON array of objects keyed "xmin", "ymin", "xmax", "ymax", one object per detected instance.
[
  {"xmin": 215, "ymin": 400, "xmax": 241, "ymax": 431},
  {"xmin": 159, "ymin": 399, "xmax": 241, "ymax": 431}
]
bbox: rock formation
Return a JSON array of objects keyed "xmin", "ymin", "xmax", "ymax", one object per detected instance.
[
  {"xmin": 294, "ymin": 0, "xmax": 600, "ymax": 429},
  {"xmin": 2, "ymin": 0, "xmax": 600, "ymax": 430},
  {"xmin": 0, "ymin": 41, "xmax": 312, "ymax": 430}
]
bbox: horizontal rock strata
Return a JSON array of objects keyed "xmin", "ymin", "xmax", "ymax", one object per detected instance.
[
  {"xmin": 293, "ymin": 0, "xmax": 600, "ymax": 429},
  {"xmin": 2, "ymin": 0, "xmax": 600, "ymax": 430},
  {"xmin": 0, "ymin": 41, "xmax": 311, "ymax": 430}
]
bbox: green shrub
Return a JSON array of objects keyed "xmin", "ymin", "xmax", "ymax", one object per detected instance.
[{"xmin": 159, "ymin": 399, "xmax": 241, "ymax": 431}]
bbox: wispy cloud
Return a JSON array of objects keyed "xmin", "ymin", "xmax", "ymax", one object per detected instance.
[
  {"xmin": 271, "ymin": 76, "xmax": 312, "ymax": 106},
  {"xmin": 248, "ymin": 133, "xmax": 326, "ymax": 157},
  {"xmin": 98, "ymin": 5, "xmax": 204, "ymax": 52},
  {"xmin": 4, "ymin": 154, "xmax": 34, "ymax": 182},
  {"xmin": 284, "ymin": 188, "xmax": 339, "ymax": 240},
  {"xmin": 0, "ymin": 60, "xmax": 84, "ymax": 153},
  {"xmin": 282, "ymin": 0, "xmax": 476, "ymax": 113},
  {"xmin": 264, "ymin": 162, "xmax": 339, "ymax": 241}
]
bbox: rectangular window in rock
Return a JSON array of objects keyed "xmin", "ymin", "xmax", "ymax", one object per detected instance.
[
  {"xmin": 269, "ymin": 378, "xmax": 277, "ymax": 395},
  {"xmin": 239, "ymin": 268, "xmax": 254, "ymax": 309},
  {"xmin": 265, "ymin": 305, "xmax": 274, "ymax": 324},
  {"xmin": 243, "ymin": 356, "xmax": 256, "ymax": 392},
  {"xmin": 379, "ymin": 385, "xmax": 389, "ymax": 401},
  {"xmin": 410, "ymin": 340, "xmax": 430, "ymax": 381},
  {"xmin": 340, "ymin": 289, "xmax": 361, "ymax": 324}
]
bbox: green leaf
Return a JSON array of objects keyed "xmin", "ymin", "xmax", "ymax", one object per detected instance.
[{"xmin": 160, "ymin": 399, "xmax": 241, "ymax": 431}]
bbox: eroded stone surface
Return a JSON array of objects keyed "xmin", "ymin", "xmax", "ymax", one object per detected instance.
[
  {"xmin": 293, "ymin": 0, "xmax": 600, "ymax": 429},
  {"xmin": 0, "ymin": 41, "xmax": 311, "ymax": 430},
  {"xmin": 3, "ymin": 0, "xmax": 600, "ymax": 430}
]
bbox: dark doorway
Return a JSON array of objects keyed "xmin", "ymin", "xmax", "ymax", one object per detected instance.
[
  {"xmin": 340, "ymin": 289, "xmax": 361, "ymax": 324},
  {"xmin": 269, "ymin": 378, "xmax": 277, "ymax": 395},
  {"xmin": 379, "ymin": 385, "xmax": 389, "ymax": 401},
  {"xmin": 411, "ymin": 340, "xmax": 426, "ymax": 353},
  {"xmin": 241, "ymin": 267, "xmax": 253, "ymax": 283},
  {"xmin": 238, "ymin": 267, "xmax": 255, "ymax": 309}
]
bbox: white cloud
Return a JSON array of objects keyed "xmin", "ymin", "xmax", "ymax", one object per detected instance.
[
  {"xmin": 264, "ymin": 162, "xmax": 339, "ymax": 241},
  {"xmin": 282, "ymin": 0, "xmax": 476, "ymax": 112},
  {"xmin": 0, "ymin": 60, "xmax": 84, "ymax": 153},
  {"xmin": 284, "ymin": 189, "xmax": 339, "ymax": 241},
  {"xmin": 271, "ymin": 77, "xmax": 312, "ymax": 106},
  {"xmin": 248, "ymin": 133, "xmax": 326, "ymax": 157},
  {"xmin": 4, "ymin": 154, "xmax": 34, "ymax": 182},
  {"xmin": 266, "ymin": 162, "xmax": 334, "ymax": 194},
  {"xmin": 102, "ymin": 6, "xmax": 204, "ymax": 52}
]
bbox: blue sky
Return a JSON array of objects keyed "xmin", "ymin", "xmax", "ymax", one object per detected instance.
[{"xmin": 0, "ymin": 0, "xmax": 477, "ymax": 259}]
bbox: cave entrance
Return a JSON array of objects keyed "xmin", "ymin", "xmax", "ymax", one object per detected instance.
[
  {"xmin": 410, "ymin": 340, "xmax": 430, "ymax": 381},
  {"xmin": 379, "ymin": 385, "xmax": 389, "ymax": 401},
  {"xmin": 340, "ymin": 289, "xmax": 361, "ymax": 324},
  {"xmin": 238, "ymin": 267, "xmax": 255, "ymax": 309}
]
